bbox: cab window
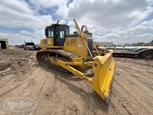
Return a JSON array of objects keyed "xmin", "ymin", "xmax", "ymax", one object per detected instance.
[
  {"xmin": 60, "ymin": 31, "xmax": 64, "ymax": 38},
  {"xmin": 47, "ymin": 28, "xmax": 54, "ymax": 37}
]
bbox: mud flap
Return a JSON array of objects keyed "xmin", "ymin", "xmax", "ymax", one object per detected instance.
[{"xmin": 92, "ymin": 50, "xmax": 115, "ymax": 102}]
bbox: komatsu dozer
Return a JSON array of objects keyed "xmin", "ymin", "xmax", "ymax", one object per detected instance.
[{"xmin": 36, "ymin": 19, "xmax": 115, "ymax": 102}]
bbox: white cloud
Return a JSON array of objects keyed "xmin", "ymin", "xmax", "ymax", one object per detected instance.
[
  {"xmin": 0, "ymin": 0, "xmax": 53, "ymax": 29},
  {"xmin": 0, "ymin": 0, "xmax": 55, "ymax": 45},
  {"xmin": 65, "ymin": 0, "xmax": 153, "ymax": 28},
  {"xmin": 62, "ymin": 0, "xmax": 153, "ymax": 44},
  {"xmin": 29, "ymin": 0, "xmax": 68, "ymax": 8},
  {"xmin": 101, "ymin": 19, "xmax": 153, "ymax": 44},
  {"xmin": 0, "ymin": 0, "xmax": 153, "ymax": 45}
]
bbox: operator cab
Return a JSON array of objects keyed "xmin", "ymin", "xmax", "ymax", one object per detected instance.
[{"xmin": 45, "ymin": 23, "xmax": 69, "ymax": 46}]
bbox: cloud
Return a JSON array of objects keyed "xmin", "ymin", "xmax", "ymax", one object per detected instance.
[
  {"xmin": 0, "ymin": 0, "xmax": 53, "ymax": 29},
  {"xmin": 101, "ymin": 19, "xmax": 153, "ymax": 44},
  {"xmin": 0, "ymin": 0, "xmax": 153, "ymax": 45},
  {"xmin": 66, "ymin": 0, "xmax": 153, "ymax": 28},
  {"xmin": 29, "ymin": 0, "xmax": 68, "ymax": 9},
  {"xmin": 62, "ymin": 0, "xmax": 153, "ymax": 44},
  {"xmin": 0, "ymin": 0, "xmax": 55, "ymax": 45}
]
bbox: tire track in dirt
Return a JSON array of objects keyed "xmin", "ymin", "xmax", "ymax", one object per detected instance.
[
  {"xmin": 18, "ymin": 66, "xmax": 56, "ymax": 115},
  {"xmin": 110, "ymin": 85, "xmax": 138, "ymax": 114},
  {"xmin": 113, "ymin": 58, "xmax": 153, "ymax": 115},
  {"xmin": 0, "ymin": 75, "xmax": 15, "ymax": 88},
  {"xmin": 115, "ymin": 74, "xmax": 153, "ymax": 112},
  {"xmin": 0, "ymin": 84, "xmax": 21, "ymax": 98},
  {"xmin": 116, "ymin": 67, "xmax": 153, "ymax": 98},
  {"xmin": 113, "ymin": 78, "xmax": 151, "ymax": 115},
  {"xmin": 0, "ymin": 66, "xmax": 36, "ymax": 98},
  {"xmin": 0, "ymin": 67, "xmax": 52, "ymax": 115},
  {"xmin": 19, "ymin": 67, "xmax": 52, "ymax": 114},
  {"xmin": 32, "ymin": 71, "xmax": 57, "ymax": 115},
  {"xmin": 27, "ymin": 75, "xmax": 48, "ymax": 115}
]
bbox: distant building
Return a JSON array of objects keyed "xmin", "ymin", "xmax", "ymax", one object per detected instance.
[
  {"xmin": 96, "ymin": 41, "xmax": 113, "ymax": 47},
  {"xmin": 0, "ymin": 38, "xmax": 9, "ymax": 49}
]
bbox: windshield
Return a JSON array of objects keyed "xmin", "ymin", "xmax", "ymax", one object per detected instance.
[{"xmin": 56, "ymin": 26, "xmax": 69, "ymax": 38}]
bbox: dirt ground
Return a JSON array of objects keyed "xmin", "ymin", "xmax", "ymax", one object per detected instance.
[{"xmin": 0, "ymin": 49, "xmax": 153, "ymax": 115}]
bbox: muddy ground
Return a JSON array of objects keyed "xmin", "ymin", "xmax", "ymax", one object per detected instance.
[{"xmin": 0, "ymin": 49, "xmax": 153, "ymax": 115}]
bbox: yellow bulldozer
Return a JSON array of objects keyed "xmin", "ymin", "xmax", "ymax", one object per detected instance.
[{"xmin": 36, "ymin": 19, "xmax": 115, "ymax": 102}]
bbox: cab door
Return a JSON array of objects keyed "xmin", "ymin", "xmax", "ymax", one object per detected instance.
[{"xmin": 54, "ymin": 25, "xmax": 69, "ymax": 46}]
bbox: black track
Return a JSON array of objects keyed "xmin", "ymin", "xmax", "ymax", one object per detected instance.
[{"xmin": 36, "ymin": 49, "xmax": 79, "ymax": 73}]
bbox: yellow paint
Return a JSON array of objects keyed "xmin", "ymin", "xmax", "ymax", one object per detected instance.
[
  {"xmin": 63, "ymin": 37, "xmax": 88, "ymax": 57},
  {"xmin": 92, "ymin": 50, "xmax": 115, "ymax": 101}
]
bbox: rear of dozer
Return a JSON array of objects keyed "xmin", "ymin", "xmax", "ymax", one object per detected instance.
[{"xmin": 36, "ymin": 18, "xmax": 115, "ymax": 102}]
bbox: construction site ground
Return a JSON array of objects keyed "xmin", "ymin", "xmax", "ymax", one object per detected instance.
[{"xmin": 0, "ymin": 49, "xmax": 153, "ymax": 115}]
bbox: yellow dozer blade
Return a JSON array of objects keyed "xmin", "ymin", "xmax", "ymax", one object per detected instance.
[{"xmin": 92, "ymin": 50, "xmax": 115, "ymax": 102}]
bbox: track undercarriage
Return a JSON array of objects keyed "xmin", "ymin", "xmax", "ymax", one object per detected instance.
[{"xmin": 36, "ymin": 49, "xmax": 80, "ymax": 72}]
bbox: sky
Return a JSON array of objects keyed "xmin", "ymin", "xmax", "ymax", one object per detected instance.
[{"xmin": 0, "ymin": 0, "xmax": 153, "ymax": 45}]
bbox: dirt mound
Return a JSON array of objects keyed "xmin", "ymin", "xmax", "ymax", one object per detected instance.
[{"xmin": 0, "ymin": 49, "xmax": 36, "ymax": 77}]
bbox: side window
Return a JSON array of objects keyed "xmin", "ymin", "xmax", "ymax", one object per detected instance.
[
  {"xmin": 50, "ymin": 28, "xmax": 54, "ymax": 37},
  {"xmin": 48, "ymin": 28, "xmax": 54, "ymax": 37},
  {"xmin": 48, "ymin": 28, "xmax": 51, "ymax": 37},
  {"xmin": 60, "ymin": 31, "xmax": 64, "ymax": 38}
]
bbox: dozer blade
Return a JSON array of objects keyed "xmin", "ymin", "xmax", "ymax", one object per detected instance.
[{"xmin": 92, "ymin": 50, "xmax": 115, "ymax": 102}]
